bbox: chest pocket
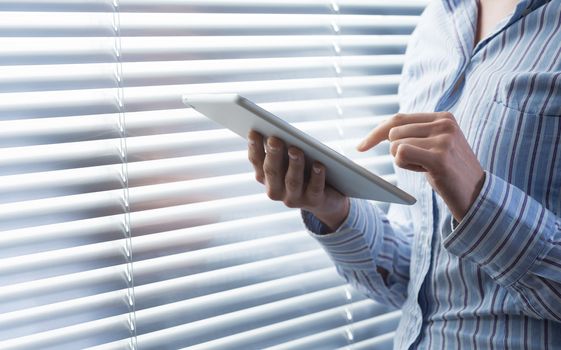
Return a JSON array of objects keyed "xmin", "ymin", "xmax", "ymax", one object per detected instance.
[
  {"xmin": 474, "ymin": 93, "xmax": 561, "ymax": 215},
  {"xmin": 494, "ymin": 72, "xmax": 561, "ymax": 117}
]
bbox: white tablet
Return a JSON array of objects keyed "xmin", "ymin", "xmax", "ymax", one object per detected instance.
[{"xmin": 183, "ymin": 93, "xmax": 415, "ymax": 205}]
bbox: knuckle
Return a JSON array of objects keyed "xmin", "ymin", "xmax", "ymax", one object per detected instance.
[
  {"xmin": 390, "ymin": 141, "xmax": 400, "ymax": 156},
  {"xmin": 392, "ymin": 113, "xmax": 406, "ymax": 124},
  {"xmin": 283, "ymin": 197, "xmax": 299, "ymax": 208},
  {"xmin": 439, "ymin": 111, "xmax": 454, "ymax": 120},
  {"xmin": 255, "ymin": 173, "xmax": 265, "ymax": 184},
  {"xmin": 248, "ymin": 153, "xmax": 258, "ymax": 165},
  {"xmin": 444, "ymin": 118, "xmax": 458, "ymax": 131},
  {"xmin": 433, "ymin": 118, "xmax": 451, "ymax": 132},
  {"xmin": 388, "ymin": 127, "xmax": 399, "ymax": 141},
  {"xmin": 394, "ymin": 146, "xmax": 408, "ymax": 166},
  {"xmin": 395, "ymin": 142, "xmax": 406, "ymax": 155},
  {"xmin": 433, "ymin": 149, "xmax": 448, "ymax": 165},
  {"xmin": 438, "ymin": 133, "xmax": 454, "ymax": 146},
  {"xmin": 307, "ymin": 184, "xmax": 323, "ymax": 196},
  {"xmin": 394, "ymin": 155, "xmax": 407, "ymax": 169},
  {"xmin": 285, "ymin": 177, "xmax": 301, "ymax": 191},
  {"xmin": 266, "ymin": 187, "xmax": 282, "ymax": 200},
  {"xmin": 263, "ymin": 164, "xmax": 278, "ymax": 178}
]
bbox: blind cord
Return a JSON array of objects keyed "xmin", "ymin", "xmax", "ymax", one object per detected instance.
[{"xmin": 113, "ymin": 0, "xmax": 138, "ymax": 348}]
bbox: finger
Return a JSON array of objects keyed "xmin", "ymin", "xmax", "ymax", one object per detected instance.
[
  {"xmin": 305, "ymin": 162, "xmax": 326, "ymax": 207},
  {"xmin": 356, "ymin": 113, "xmax": 439, "ymax": 152},
  {"xmin": 283, "ymin": 147, "xmax": 305, "ymax": 207},
  {"xmin": 389, "ymin": 137, "xmax": 436, "ymax": 157},
  {"xmin": 263, "ymin": 136, "xmax": 286, "ymax": 200},
  {"xmin": 248, "ymin": 130, "xmax": 265, "ymax": 183},
  {"xmin": 388, "ymin": 122, "xmax": 437, "ymax": 141},
  {"xmin": 393, "ymin": 143, "xmax": 437, "ymax": 173}
]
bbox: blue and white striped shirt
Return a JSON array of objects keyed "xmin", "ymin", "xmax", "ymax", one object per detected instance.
[{"xmin": 303, "ymin": 0, "xmax": 561, "ymax": 348}]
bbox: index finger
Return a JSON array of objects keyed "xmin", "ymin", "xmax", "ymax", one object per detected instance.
[
  {"xmin": 248, "ymin": 130, "xmax": 266, "ymax": 183},
  {"xmin": 356, "ymin": 113, "xmax": 438, "ymax": 152}
]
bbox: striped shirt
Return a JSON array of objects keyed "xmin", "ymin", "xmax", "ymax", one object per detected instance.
[{"xmin": 303, "ymin": 0, "xmax": 561, "ymax": 348}]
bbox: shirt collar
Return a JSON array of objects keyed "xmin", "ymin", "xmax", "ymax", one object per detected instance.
[{"xmin": 441, "ymin": 0, "xmax": 552, "ymax": 60}]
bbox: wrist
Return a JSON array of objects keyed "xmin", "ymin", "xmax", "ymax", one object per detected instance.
[
  {"xmin": 450, "ymin": 169, "xmax": 486, "ymax": 222},
  {"xmin": 310, "ymin": 197, "xmax": 350, "ymax": 232}
]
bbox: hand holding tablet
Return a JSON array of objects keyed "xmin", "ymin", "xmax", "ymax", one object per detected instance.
[
  {"xmin": 247, "ymin": 130, "xmax": 352, "ymax": 230},
  {"xmin": 183, "ymin": 93, "xmax": 415, "ymax": 210}
]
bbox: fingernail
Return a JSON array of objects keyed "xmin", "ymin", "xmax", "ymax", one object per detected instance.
[
  {"xmin": 356, "ymin": 141, "xmax": 365, "ymax": 151},
  {"xmin": 267, "ymin": 139, "xmax": 278, "ymax": 152},
  {"xmin": 313, "ymin": 166, "xmax": 321, "ymax": 174},
  {"xmin": 248, "ymin": 139, "xmax": 255, "ymax": 145},
  {"xmin": 288, "ymin": 150, "xmax": 298, "ymax": 160}
]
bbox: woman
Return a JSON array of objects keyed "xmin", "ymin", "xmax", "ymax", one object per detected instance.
[{"xmin": 248, "ymin": 0, "xmax": 561, "ymax": 348}]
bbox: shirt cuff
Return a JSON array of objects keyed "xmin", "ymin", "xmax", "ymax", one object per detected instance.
[
  {"xmin": 301, "ymin": 197, "xmax": 357, "ymax": 235},
  {"xmin": 301, "ymin": 197, "xmax": 384, "ymax": 270},
  {"xmin": 442, "ymin": 171, "xmax": 555, "ymax": 286}
]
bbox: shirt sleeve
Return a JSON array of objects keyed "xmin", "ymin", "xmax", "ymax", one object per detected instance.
[
  {"xmin": 301, "ymin": 197, "xmax": 413, "ymax": 308},
  {"xmin": 443, "ymin": 170, "xmax": 561, "ymax": 322}
]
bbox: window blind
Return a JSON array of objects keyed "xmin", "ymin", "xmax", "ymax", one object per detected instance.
[{"xmin": 0, "ymin": 1, "xmax": 426, "ymax": 349}]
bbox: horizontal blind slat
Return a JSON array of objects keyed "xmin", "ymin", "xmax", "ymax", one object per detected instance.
[
  {"xmin": 0, "ymin": 290, "xmax": 131, "ymax": 342},
  {"xmin": 130, "ymin": 232, "xmax": 319, "ymax": 284},
  {"xmin": 0, "ymin": 106, "xmax": 395, "ymax": 175},
  {"xmin": 0, "ymin": 163, "xmax": 124, "ymax": 203},
  {"xmin": 0, "ymin": 75, "xmax": 402, "ymax": 120},
  {"xmin": 343, "ymin": 311, "xmax": 401, "ymax": 344},
  {"xmin": 119, "ymin": 0, "xmax": 427, "ymax": 15},
  {"xmin": 119, "ymin": 14, "xmax": 419, "ymax": 37},
  {"xmin": 0, "ymin": 37, "xmax": 117, "ymax": 65},
  {"xmin": 134, "ymin": 267, "xmax": 341, "ymax": 312},
  {"xmin": 0, "ymin": 215, "xmax": 316, "ymax": 283},
  {"xmin": 133, "ymin": 279, "xmax": 354, "ymax": 337},
  {"xmin": 0, "ymin": 181, "xmax": 286, "ymax": 230},
  {"xmin": 0, "ymin": 250, "xmax": 330, "ymax": 314},
  {"xmin": 0, "ymin": 265, "xmax": 131, "ymax": 314},
  {"xmin": 0, "ymin": 13, "xmax": 418, "ymax": 37},
  {"xmin": 0, "ymin": 268, "xmax": 343, "ymax": 342},
  {"xmin": 132, "ymin": 249, "xmax": 333, "ymax": 301},
  {"xmin": 0, "ymin": 216, "xmax": 125, "ymax": 257},
  {"xmin": 0, "ymin": 209, "xmax": 303, "ymax": 258},
  {"xmin": 0, "ymin": 313, "xmax": 134, "ymax": 350},
  {"xmin": 0, "ymin": 113, "xmax": 120, "ymax": 147},
  {"xmin": 0, "ymin": 240, "xmax": 128, "ymax": 285},
  {"xmin": 267, "ymin": 310, "xmax": 401, "ymax": 350},
  {"xmin": 189, "ymin": 300, "xmax": 389, "ymax": 350},
  {"xmin": 133, "ymin": 287, "xmax": 365, "ymax": 348},
  {"xmin": 0, "ymin": 189, "xmax": 126, "ymax": 230},
  {"xmin": 139, "ymin": 299, "xmax": 383, "ymax": 350},
  {"xmin": 121, "ymin": 35, "xmax": 408, "ymax": 62},
  {"xmin": 0, "ymin": 68, "xmax": 399, "ymax": 98},
  {"xmin": 0, "ymin": 165, "xmax": 395, "ymax": 229},
  {"xmin": 0, "ymin": 0, "xmax": 114, "ymax": 12},
  {"xmin": 346, "ymin": 332, "xmax": 395, "ymax": 350},
  {"xmin": 0, "ymin": 139, "xmax": 394, "ymax": 202},
  {"xmin": 0, "ymin": 0, "xmax": 428, "ymax": 15},
  {"xmin": 0, "ymin": 35, "xmax": 407, "ymax": 65},
  {"xmin": 0, "ymin": 87, "xmax": 397, "ymax": 148}
]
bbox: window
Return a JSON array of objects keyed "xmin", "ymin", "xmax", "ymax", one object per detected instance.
[{"xmin": 0, "ymin": 1, "xmax": 426, "ymax": 349}]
